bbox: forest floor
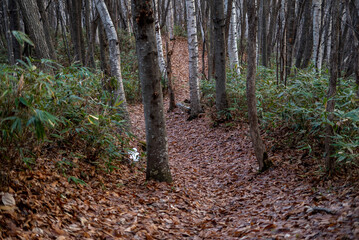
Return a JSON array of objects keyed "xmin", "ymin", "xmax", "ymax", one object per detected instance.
[{"xmin": 1, "ymin": 38, "xmax": 359, "ymax": 239}]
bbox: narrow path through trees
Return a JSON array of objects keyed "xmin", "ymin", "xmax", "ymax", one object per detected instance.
[{"xmin": 125, "ymin": 38, "xmax": 357, "ymax": 239}]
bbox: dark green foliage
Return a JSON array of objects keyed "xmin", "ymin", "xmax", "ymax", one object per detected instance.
[
  {"xmin": 0, "ymin": 58, "xmax": 132, "ymax": 172},
  {"xmin": 202, "ymin": 66, "xmax": 359, "ymax": 169}
]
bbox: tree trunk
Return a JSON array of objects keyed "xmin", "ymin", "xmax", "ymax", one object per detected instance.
[
  {"xmin": 3, "ymin": 0, "xmax": 15, "ymax": 65},
  {"xmin": 295, "ymin": 0, "xmax": 313, "ymax": 69},
  {"xmin": 95, "ymin": 0, "xmax": 131, "ymax": 126},
  {"xmin": 228, "ymin": 0, "xmax": 240, "ymax": 75},
  {"xmin": 186, "ymin": 0, "xmax": 202, "ymax": 118},
  {"xmin": 132, "ymin": 0, "xmax": 172, "ymax": 183},
  {"xmin": 246, "ymin": 0, "xmax": 271, "ymax": 172},
  {"xmin": 167, "ymin": 0, "xmax": 175, "ymax": 39},
  {"xmin": 68, "ymin": 0, "xmax": 85, "ymax": 64},
  {"xmin": 153, "ymin": 0, "xmax": 167, "ymax": 78},
  {"xmin": 36, "ymin": 0, "xmax": 57, "ymax": 60},
  {"xmin": 9, "ymin": 0, "xmax": 21, "ymax": 61},
  {"xmin": 285, "ymin": 0, "xmax": 296, "ymax": 85},
  {"xmin": 212, "ymin": 0, "xmax": 228, "ymax": 113},
  {"xmin": 16, "ymin": 0, "xmax": 52, "ymax": 60},
  {"xmin": 239, "ymin": 0, "xmax": 247, "ymax": 64},
  {"xmin": 85, "ymin": 0, "xmax": 95, "ymax": 68},
  {"xmin": 166, "ymin": 39, "xmax": 176, "ymax": 111},
  {"xmin": 325, "ymin": 0, "xmax": 340, "ymax": 174},
  {"xmin": 259, "ymin": 0, "xmax": 268, "ymax": 67},
  {"xmin": 312, "ymin": 0, "xmax": 321, "ymax": 68}
]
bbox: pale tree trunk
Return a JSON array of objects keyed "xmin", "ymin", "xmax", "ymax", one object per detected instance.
[
  {"xmin": 246, "ymin": 0, "xmax": 271, "ymax": 172},
  {"xmin": 325, "ymin": 0, "xmax": 340, "ymax": 174},
  {"xmin": 120, "ymin": 0, "xmax": 130, "ymax": 31},
  {"xmin": 166, "ymin": 0, "xmax": 174, "ymax": 39},
  {"xmin": 16, "ymin": 0, "xmax": 52, "ymax": 60},
  {"xmin": 312, "ymin": 0, "xmax": 322, "ymax": 68},
  {"xmin": 212, "ymin": 0, "xmax": 228, "ymax": 113},
  {"xmin": 228, "ymin": 0, "xmax": 240, "ymax": 75},
  {"xmin": 95, "ymin": 0, "xmax": 130, "ymax": 126},
  {"xmin": 132, "ymin": 0, "xmax": 172, "ymax": 183},
  {"xmin": 154, "ymin": 0, "xmax": 167, "ymax": 78},
  {"xmin": 186, "ymin": 0, "xmax": 202, "ymax": 118}
]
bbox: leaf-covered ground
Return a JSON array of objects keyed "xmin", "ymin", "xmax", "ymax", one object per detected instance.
[{"xmin": 1, "ymin": 38, "xmax": 358, "ymax": 239}]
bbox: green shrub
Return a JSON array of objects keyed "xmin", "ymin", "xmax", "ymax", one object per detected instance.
[
  {"xmin": 0, "ymin": 58, "xmax": 132, "ymax": 172},
  {"xmin": 201, "ymin": 66, "xmax": 359, "ymax": 168},
  {"xmin": 174, "ymin": 24, "xmax": 187, "ymax": 38}
]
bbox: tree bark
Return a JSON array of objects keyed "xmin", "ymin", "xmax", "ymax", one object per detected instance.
[
  {"xmin": 9, "ymin": 0, "xmax": 21, "ymax": 61},
  {"xmin": 295, "ymin": 0, "xmax": 313, "ymax": 69},
  {"xmin": 3, "ymin": 0, "xmax": 15, "ymax": 65},
  {"xmin": 36, "ymin": 0, "xmax": 57, "ymax": 60},
  {"xmin": 153, "ymin": 0, "xmax": 167, "ymax": 78},
  {"xmin": 186, "ymin": 0, "xmax": 202, "ymax": 118},
  {"xmin": 285, "ymin": 0, "xmax": 297, "ymax": 85},
  {"xmin": 325, "ymin": 0, "xmax": 340, "ymax": 174},
  {"xmin": 259, "ymin": 0, "xmax": 268, "ymax": 67},
  {"xmin": 228, "ymin": 0, "xmax": 240, "ymax": 75},
  {"xmin": 16, "ymin": 0, "xmax": 52, "ymax": 60},
  {"xmin": 68, "ymin": 0, "xmax": 85, "ymax": 64},
  {"xmin": 95, "ymin": 0, "xmax": 131, "ymax": 126},
  {"xmin": 246, "ymin": 0, "xmax": 271, "ymax": 172},
  {"xmin": 132, "ymin": 0, "xmax": 172, "ymax": 183},
  {"xmin": 212, "ymin": 0, "xmax": 228, "ymax": 113}
]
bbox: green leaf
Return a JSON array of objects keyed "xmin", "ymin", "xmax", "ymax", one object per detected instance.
[{"xmin": 12, "ymin": 30, "xmax": 34, "ymax": 47}]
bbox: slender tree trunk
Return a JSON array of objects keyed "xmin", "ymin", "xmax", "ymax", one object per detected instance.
[
  {"xmin": 239, "ymin": 0, "xmax": 247, "ymax": 64},
  {"xmin": 154, "ymin": 0, "xmax": 166, "ymax": 78},
  {"xmin": 166, "ymin": 39, "xmax": 176, "ymax": 111},
  {"xmin": 212, "ymin": 0, "xmax": 228, "ymax": 113},
  {"xmin": 325, "ymin": 0, "xmax": 340, "ymax": 174},
  {"xmin": 132, "ymin": 0, "xmax": 172, "ymax": 183},
  {"xmin": 246, "ymin": 0, "xmax": 271, "ymax": 172},
  {"xmin": 99, "ymin": 22, "xmax": 110, "ymax": 75},
  {"xmin": 16, "ymin": 0, "xmax": 52, "ymax": 60},
  {"xmin": 208, "ymin": 6, "xmax": 215, "ymax": 79},
  {"xmin": 285, "ymin": 0, "xmax": 296, "ymax": 85},
  {"xmin": 95, "ymin": 0, "xmax": 131, "ymax": 126},
  {"xmin": 259, "ymin": 0, "xmax": 268, "ymax": 67},
  {"xmin": 313, "ymin": 0, "xmax": 322, "ymax": 68},
  {"xmin": 85, "ymin": 0, "xmax": 95, "ymax": 68},
  {"xmin": 167, "ymin": 0, "xmax": 175, "ymax": 39},
  {"xmin": 228, "ymin": 0, "xmax": 240, "ymax": 75},
  {"xmin": 9, "ymin": 0, "xmax": 21, "ymax": 61},
  {"xmin": 3, "ymin": 0, "xmax": 15, "ymax": 65},
  {"xmin": 186, "ymin": 0, "xmax": 202, "ymax": 118}
]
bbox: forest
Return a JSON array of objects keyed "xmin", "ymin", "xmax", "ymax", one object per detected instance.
[{"xmin": 0, "ymin": 0, "xmax": 358, "ymax": 239}]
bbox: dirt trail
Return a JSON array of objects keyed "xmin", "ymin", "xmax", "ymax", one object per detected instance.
[
  {"xmin": 127, "ymin": 39, "xmax": 358, "ymax": 239},
  {"xmin": 2, "ymin": 39, "xmax": 357, "ymax": 239}
]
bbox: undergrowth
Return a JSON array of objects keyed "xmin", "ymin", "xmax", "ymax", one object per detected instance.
[
  {"xmin": 0, "ymin": 58, "xmax": 133, "ymax": 187},
  {"xmin": 202, "ymin": 66, "xmax": 359, "ymax": 172}
]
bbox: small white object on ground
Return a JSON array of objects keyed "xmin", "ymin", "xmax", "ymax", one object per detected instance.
[{"xmin": 128, "ymin": 148, "xmax": 139, "ymax": 162}]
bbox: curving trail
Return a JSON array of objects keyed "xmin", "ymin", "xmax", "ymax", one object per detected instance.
[
  {"xmin": 3, "ymin": 39, "xmax": 357, "ymax": 239},
  {"xmin": 126, "ymin": 38, "xmax": 357, "ymax": 239}
]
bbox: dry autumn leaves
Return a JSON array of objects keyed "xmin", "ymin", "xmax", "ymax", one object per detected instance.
[{"xmin": 1, "ymin": 39, "xmax": 358, "ymax": 239}]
